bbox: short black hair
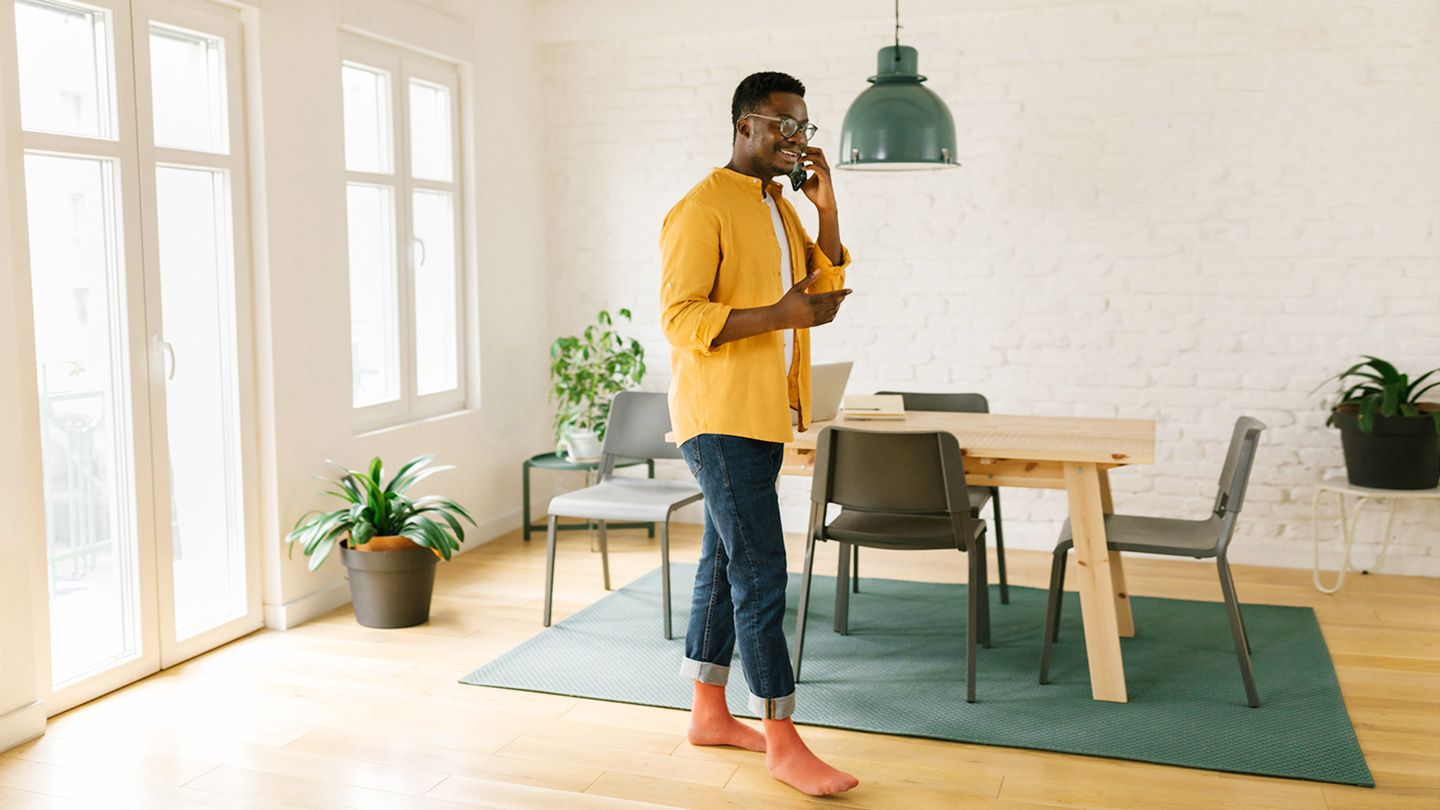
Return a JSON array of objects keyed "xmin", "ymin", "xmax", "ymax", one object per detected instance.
[{"xmin": 731, "ymin": 71, "xmax": 806, "ymax": 139}]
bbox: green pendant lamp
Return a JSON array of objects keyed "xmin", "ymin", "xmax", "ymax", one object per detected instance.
[{"xmin": 838, "ymin": 1, "xmax": 959, "ymax": 171}]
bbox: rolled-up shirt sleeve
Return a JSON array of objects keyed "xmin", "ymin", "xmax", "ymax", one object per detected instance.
[
  {"xmin": 660, "ymin": 199, "xmax": 732, "ymax": 355},
  {"xmin": 804, "ymin": 239, "xmax": 851, "ymax": 294}
]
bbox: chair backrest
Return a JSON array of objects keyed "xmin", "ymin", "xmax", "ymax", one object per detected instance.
[
  {"xmin": 599, "ymin": 392, "xmax": 680, "ymax": 473},
  {"xmin": 1212, "ymin": 416, "xmax": 1266, "ymax": 517},
  {"xmin": 810, "ymin": 426, "xmax": 978, "ymax": 544},
  {"xmin": 876, "ymin": 391, "xmax": 990, "ymax": 414}
]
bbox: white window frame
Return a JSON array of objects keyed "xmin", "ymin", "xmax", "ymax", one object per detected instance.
[{"xmin": 341, "ymin": 34, "xmax": 466, "ymax": 431}]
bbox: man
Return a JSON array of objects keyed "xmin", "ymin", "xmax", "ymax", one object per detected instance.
[{"xmin": 659, "ymin": 71, "xmax": 857, "ymax": 797}]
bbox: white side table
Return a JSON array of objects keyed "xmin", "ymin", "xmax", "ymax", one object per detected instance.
[{"xmin": 1310, "ymin": 477, "xmax": 1440, "ymax": 593}]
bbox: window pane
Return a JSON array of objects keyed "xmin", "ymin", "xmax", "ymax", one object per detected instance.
[
  {"xmin": 149, "ymin": 25, "xmax": 228, "ymax": 154},
  {"xmin": 24, "ymin": 152, "xmax": 140, "ymax": 687},
  {"xmin": 341, "ymin": 63, "xmax": 392, "ymax": 174},
  {"xmin": 408, "ymin": 79, "xmax": 452, "ymax": 182},
  {"xmin": 347, "ymin": 183, "xmax": 400, "ymax": 407},
  {"xmin": 412, "ymin": 190, "xmax": 457, "ymax": 395},
  {"xmin": 154, "ymin": 166, "xmax": 247, "ymax": 638},
  {"xmin": 15, "ymin": 0, "xmax": 115, "ymax": 138}
]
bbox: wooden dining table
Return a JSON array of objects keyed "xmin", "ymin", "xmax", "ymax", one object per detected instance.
[{"xmin": 783, "ymin": 411, "xmax": 1157, "ymax": 703}]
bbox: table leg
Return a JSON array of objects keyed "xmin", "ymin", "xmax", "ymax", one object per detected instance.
[
  {"xmin": 1311, "ymin": 490, "xmax": 1398, "ymax": 593},
  {"xmin": 522, "ymin": 461, "xmax": 532, "ymax": 542},
  {"xmin": 1064, "ymin": 462, "xmax": 1128, "ymax": 703},
  {"xmin": 834, "ymin": 543, "xmax": 852, "ymax": 635},
  {"xmin": 1311, "ymin": 489, "xmax": 1352, "ymax": 594},
  {"xmin": 586, "ymin": 467, "xmax": 599, "ymax": 552},
  {"xmin": 1097, "ymin": 468, "xmax": 1134, "ymax": 638}
]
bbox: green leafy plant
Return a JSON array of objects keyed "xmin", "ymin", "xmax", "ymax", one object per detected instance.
[
  {"xmin": 1317, "ymin": 356, "xmax": 1440, "ymax": 433},
  {"xmin": 285, "ymin": 455, "xmax": 475, "ymax": 570},
  {"xmin": 549, "ymin": 308, "xmax": 646, "ymax": 446}
]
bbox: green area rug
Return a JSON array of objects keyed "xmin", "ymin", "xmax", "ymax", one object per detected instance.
[{"xmin": 460, "ymin": 564, "xmax": 1372, "ymax": 786}]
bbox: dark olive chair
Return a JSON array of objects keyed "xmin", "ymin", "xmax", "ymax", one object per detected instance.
[
  {"xmin": 1039, "ymin": 417, "xmax": 1266, "ymax": 707},
  {"xmin": 843, "ymin": 392, "xmax": 1010, "ymax": 603},
  {"xmin": 792, "ymin": 426, "xmax": 991, "ymax": 702}
]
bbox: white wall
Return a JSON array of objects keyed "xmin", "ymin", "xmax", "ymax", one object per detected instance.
[
  {"xmin": 0, "ymin": 0, "xmax": 44, "ymax": 750},
  {"xmin": 537, "ymin": 0, "xmax": 1440, "ymax": 574},
  {"xmin": 252, "ymin": 0, "xmax": 552, "ymax": 626}
]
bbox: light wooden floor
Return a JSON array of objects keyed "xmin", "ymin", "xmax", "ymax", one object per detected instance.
[{"xmin": 2, "ymin": 524, "xmax": 1437, "ymax": 809}]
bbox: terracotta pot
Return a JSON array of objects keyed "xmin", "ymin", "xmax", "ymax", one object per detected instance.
[{"xmin": 350, "ymin": 534, "xmax": 415, "ymax": 553}]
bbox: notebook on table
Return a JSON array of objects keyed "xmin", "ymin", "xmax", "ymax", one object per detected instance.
[{"xmin": 841, "ymin": 394, "xmax": 907, "ymax": 420}]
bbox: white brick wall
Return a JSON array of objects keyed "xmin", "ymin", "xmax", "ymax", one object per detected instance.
[{"xmin": 539, "ymin": 0, "xmax": 1440, "ymax": 575}]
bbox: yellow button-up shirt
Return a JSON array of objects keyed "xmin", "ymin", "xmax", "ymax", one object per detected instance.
[{"xmin": 660, "ymin": 167, "xmax": 851, "ymax": 446}]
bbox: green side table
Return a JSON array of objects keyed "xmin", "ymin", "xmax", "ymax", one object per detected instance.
[{"xmin": 522, "ymin": 452, "xmax": 657, "ymax": 541}]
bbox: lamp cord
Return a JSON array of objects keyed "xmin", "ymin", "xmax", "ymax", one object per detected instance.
[{"xmin": 894, "ymin": 0, "xmax": 901, "ymax": 56}]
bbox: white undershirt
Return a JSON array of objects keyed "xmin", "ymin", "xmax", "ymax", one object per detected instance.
[{"xmin": 763, "ymin": 192, "xmax": 796, "ymax": 375}]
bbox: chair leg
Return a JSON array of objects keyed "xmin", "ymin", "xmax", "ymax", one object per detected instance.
[
  {"xmin": 646, "ymin": 460, "xmax": 656, "ymax": 538},
  {"xmin": 852, "ymin": 545, "xmax": 859, "ymax": 593},
  {"xmin": 1039, "ymin": 546, "xmax": 1066, "ymax": 684},
  {"xmin": 966, "ymin": 545, "xmax": 979, "ymax": 703},
  {"xmin": 597, "ymin": 520, "xmax": 611, "ymax": 591},
  {"xmin": 992, "ymin": 488, "xmax": 1009, "ymax": 605},
  {"xmin": 1218, "ymin": 557, "xmax": 1260, "ymax": 708},
  {"xmin": 793, "ymin": 534, "xmax": 818, "ymax": 681},
  {"xmin": 660, "ymin": 520, "xmax": 673, "ymax": 640},
  {"xmin": 1224, "ymin": 562, "xmax": 1253, "ymax": 655},
  {"xmin": 1053, "ymin": 547, "xmax": 1069, "ymax": 642},
  {"xmin": 834, "ymin": 543, "xmax": 852, "ymax": 635},
  {"xmin": 543, "ymin": 515, "xmax": 559, "ymax": 627},
  {"xmin": 976, "ymin": 531, "xmax": 992, "ymax": 649}
]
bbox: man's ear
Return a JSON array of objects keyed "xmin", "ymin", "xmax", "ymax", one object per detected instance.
[{"xmin": 735, "ymin": 117, "xmax": 750, "ymax": 141}]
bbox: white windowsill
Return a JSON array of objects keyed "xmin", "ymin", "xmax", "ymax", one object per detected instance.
[{"xmin": 353, "ymin": 405, "xmax": 477, "ymax": 438}]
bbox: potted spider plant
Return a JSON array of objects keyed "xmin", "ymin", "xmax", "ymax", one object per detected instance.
[
  {"xmin": 1317, "ymin": 356, "xmax": 1440, "ymax": 490},
  {"xmin": 286, "ymin": 455, "xmax": 475, "ymax": 627},
  {"xmin": 549, "ymin": 308, "xmax": 646, "ymax": 461}
]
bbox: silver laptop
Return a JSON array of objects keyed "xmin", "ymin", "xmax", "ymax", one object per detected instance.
[{"xmin": 794, "ymin": 361, "xmax": 853, "ymax": 425}]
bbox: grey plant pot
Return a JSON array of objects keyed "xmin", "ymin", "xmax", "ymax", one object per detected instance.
[{"xmin": 339, "ymin": 541, "xmax": 438, "ymax": 628}]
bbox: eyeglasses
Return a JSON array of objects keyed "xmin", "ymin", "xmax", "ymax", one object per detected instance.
[{"xmin": 743, "ymin": 114, "xmax": 818, "ymax": 142}]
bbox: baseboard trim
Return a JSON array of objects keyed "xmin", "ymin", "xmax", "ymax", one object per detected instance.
[
  {"xmin": 0, "ymin": 701, "xmax": 44, "ymax": 753},
  {"xmin": 263, "ymin": 582, "xmax": 351, "ymax": 630}
]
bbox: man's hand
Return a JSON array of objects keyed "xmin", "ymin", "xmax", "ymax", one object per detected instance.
[
  {"xmin": 707, "ymin": 270, "xmax": 851, "ymax": 349},
  {"xmin": 798, "ymin": 146, "xmax": 836, "ymax": 212},
  {"xmin": 772, "ymin": 269, "xmax": 852, "ymax": 329},
  {"xmin": 797, "ymin": 146, "xmax": 843, "ymax": 265}
]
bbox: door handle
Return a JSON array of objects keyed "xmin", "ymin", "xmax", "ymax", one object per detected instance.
[{"xmin": 162, "ymin": 340, "xmax": 176, "ymax": 381}]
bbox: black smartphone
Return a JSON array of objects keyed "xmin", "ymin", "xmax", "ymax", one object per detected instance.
[{"xmin": 789, "ymin": 164, "xmax": 808, "ymax": 191}]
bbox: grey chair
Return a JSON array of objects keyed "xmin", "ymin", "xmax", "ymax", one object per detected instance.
[
  {"xmin": 792, "ymin": 426, "xmax": 992, "ymax": 702},
  {"xmin": 1039, "ymin": 416, "xmax": 1266, "ymax": 707},
  {"xmin": 844, "ymin": 392, "xmax": 1010, "ymax": 603},
  {"xmin": 543, "ymin": 391, "xmax": 702, "ymax": 639}
]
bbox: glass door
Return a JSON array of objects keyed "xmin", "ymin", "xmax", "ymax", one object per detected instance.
[
  {"xmin": 14, "ymin": 0, "xmax": 163, "ymax": 714},
  {"xmin": 133, "ymin": 0, "xmax": 260, "ymax": 667},
  {"xmin": 9, "ymin": 0, "xmax": 259, "ymax": 713}
]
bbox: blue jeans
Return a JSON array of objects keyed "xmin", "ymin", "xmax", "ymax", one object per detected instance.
[{"xmin": 678, "ymin": 434, "xmax": 795, "ymax": 719}]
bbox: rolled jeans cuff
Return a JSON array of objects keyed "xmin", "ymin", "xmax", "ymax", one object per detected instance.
[
  {"xmin": 680, "ymin": 657, "xmax": 729, "ymax": 686},
  {"xmin": 747, "ymin": 692, "xmax": 796, "ymax": 720}
]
